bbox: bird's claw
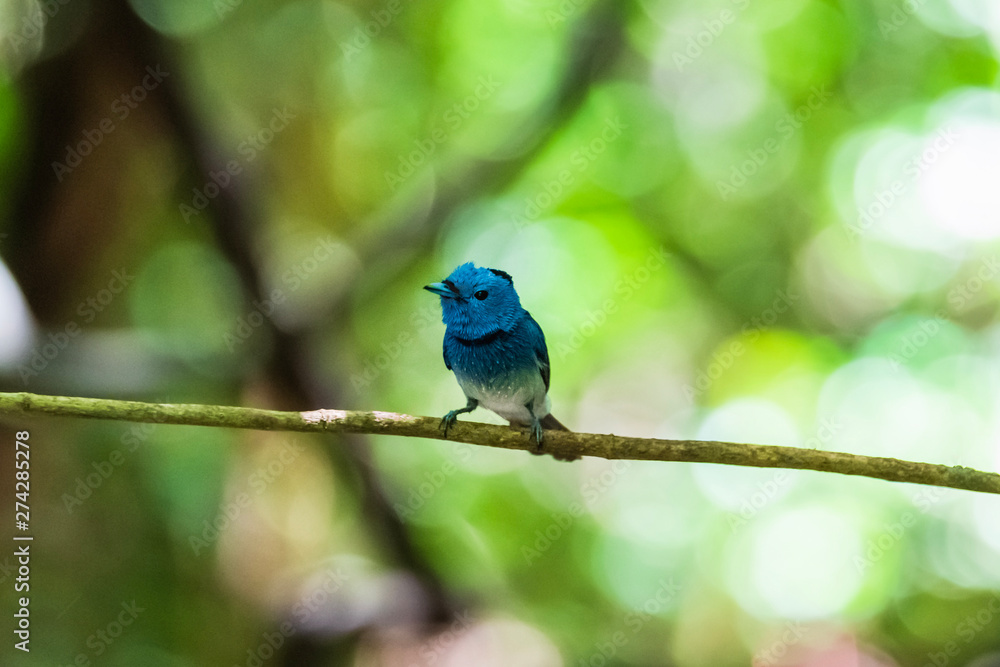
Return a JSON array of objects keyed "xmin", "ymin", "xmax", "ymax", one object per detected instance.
[
  {"xmin": 531, "ymin": 420, "xmax": 544, "ymax": 451},
  {"xmin": 439, "ymin": 411, "xmax": 459, "ymax": 438},
  {"xmin": 525, "ymin": 419, "xmax": 577, "ymax": 461}
]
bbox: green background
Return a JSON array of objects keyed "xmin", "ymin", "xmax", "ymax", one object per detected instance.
[{"xmin": 2, "ymin": 0, "xmax": 1000, "ymax": 664}]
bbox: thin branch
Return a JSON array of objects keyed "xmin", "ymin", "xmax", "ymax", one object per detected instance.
[
  {"xmin": 336, "ymin": 0, "xmax": 631, "ymax": 314},
  {"xmin": 4, "ymin": 392, "xmax": 998, "ymax": 496}
]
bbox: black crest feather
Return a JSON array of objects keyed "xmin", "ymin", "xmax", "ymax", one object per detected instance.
[{"xmin": 489, "ymin": 268, "xmax": 513, "ymax": 284}]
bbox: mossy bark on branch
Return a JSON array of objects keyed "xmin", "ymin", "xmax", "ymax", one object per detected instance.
[{"xmin": 2, "ymin": 391, "xmax": 998, "ymax": 495}]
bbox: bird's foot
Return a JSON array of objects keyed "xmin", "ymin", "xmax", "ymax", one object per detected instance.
[
  {"xmin": 439, "ymin": 411, "xmax": 459, "ymax": 438},
  {"xmin": 439, "ymin": 397, "xmax": 478, "ymax": 439},
  {"xmin": 531, "ymin": 419, "xmax": 545, "ymax": 452},
  {"xmin": 519, "ymin": 419, "xmax": 578, "ymax": 462}
]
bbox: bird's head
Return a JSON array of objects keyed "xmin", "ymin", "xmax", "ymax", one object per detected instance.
[{"xmin": 424, "ymin": 262, "xmax": 524, "ymax": 339}]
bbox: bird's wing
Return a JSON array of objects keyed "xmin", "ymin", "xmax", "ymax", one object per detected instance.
[
  {"xmin": 442, "ymin": 338, "xmax": 453, "ymax": 371},
  {"xmin": 524, "ymin": 312, "xmax": 550, "ymax": 391}
]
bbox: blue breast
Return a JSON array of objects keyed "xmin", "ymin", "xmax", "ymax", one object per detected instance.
[{"xmin": 444, "ymin": 316, "xmax": 539, "ymax": 390}]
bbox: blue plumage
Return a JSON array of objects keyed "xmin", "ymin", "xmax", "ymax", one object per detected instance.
[{"xmin": 425, "ymin": 262, "xmax": 570, "ymax": 455}]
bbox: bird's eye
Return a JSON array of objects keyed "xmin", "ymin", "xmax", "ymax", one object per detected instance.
[{"xmin": 474, "ymin": 290, "xmax": 488, "ymax": 300}]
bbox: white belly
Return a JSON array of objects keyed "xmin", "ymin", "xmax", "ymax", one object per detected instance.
[{"xmin": 457, "ymin": 377, "xmax": 550, "ymax": 425}]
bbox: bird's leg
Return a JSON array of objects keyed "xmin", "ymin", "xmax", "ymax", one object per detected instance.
[
  {"xmin": 524, "ymin": 402, "xmax": 544, "ymax": 451},
  {"xmin": 440, "ymin": 397, "xmax": 478, "ymax": 438}
]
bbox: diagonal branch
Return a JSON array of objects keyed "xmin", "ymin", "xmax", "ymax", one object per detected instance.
[
  {"xmin": 339, "ymin": 0, "xmax": 631, "ymax": 307},
  {"xmin": 4, "ymin": 392, "xmax": 998, "ymax": 496}
]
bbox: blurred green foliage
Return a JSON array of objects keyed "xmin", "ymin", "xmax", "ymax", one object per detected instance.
[{"xmin": 2, "ymin": 0, "xmax": 1000, "ymax": 664}]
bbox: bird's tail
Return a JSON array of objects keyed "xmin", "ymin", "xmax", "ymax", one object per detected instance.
[{"xmin": 540, "ymin": 413, "xmax": 570, "ymax": 431}]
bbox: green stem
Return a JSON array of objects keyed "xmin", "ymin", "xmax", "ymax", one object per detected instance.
[{"xmin": 2, "ymin": 391, "xmax": 997, "ymax": 495}]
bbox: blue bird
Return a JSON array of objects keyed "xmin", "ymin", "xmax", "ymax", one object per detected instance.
[{"xmin": 424, "ymin": 262, "xmax": 573, "ymax": 458}]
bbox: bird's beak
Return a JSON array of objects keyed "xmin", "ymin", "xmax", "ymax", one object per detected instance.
[{"xmin": 424, "ymin": 282, "xmax": 458, "ymax": 298}]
